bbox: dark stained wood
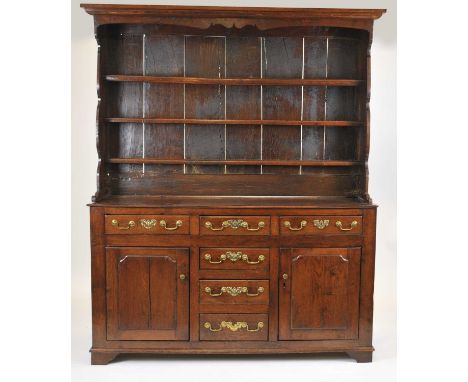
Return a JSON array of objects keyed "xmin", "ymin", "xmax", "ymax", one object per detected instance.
[
  {"xmin": 106, "ymin": 75, "xmax": 363, "ymax": 86},
  {"xmin": 279, "ymin": 215, "xmax": 363, "ymax": 235},
  {"xmin": 116, "ymin": 256, "xmax": 150, "ymax": 330},
  {"xmin": 106, "ymin": 158, "xmax": 360, "ymax": 166},
  {"xmin": 200, "ymin": 215, "xmax": 271, "ymax": 236},
  {"xmin": 106, "ymin": 247, "xmax": 189, "ymax": 340},
  {"xmin": 261, "ymin": 37, "xmax": 302, "ymax": 174},
  {"xmin": 104, "ymin": 214, "xmax": 190, "ymax": 235},
  {"xmin": 226, "ymin": 36, "xmax": 262, "ymax": 174},
  {"xmin": 185, "ymin": 36, "xmax": 225, "ymax": 174},
  {"xmin": 325, "ymin": 126, "xmax": 359, "ymax": 161},
  {"xmin": 107, "ymin": 123, "xmax": 142, "ymax": 174},
  {"xmin": 304, "ymin": 37, "xmax": 327, "ymax": 78},
  {"xmin": 108, "ymin": 173, "xmax": 362, "ymax": 197},
  {"xmin": 91, "ymin": 351, "xmax": 120, "ymax": 365},
  {"xmin": 200, "ymin": 313, "xmax": 268, "ymax": 341},
  {"xmin": 302, "ymin": 125, "xmax": 325, "ymax": 161},
  {"xmin": 326, "ymin": 87, "xmax": 358, "ymax": 121},
  {"xmin": 346, "ymin": 350, "xmax": 373, "ymax": 363},
  {"xmin": 106, "ymin": 117, "xmax": 362, "ymax": 126},
  {"xmin": 101, "ymin": 35, "xmax": 142, "ymax": 76},
  {"xmin": 90, "ymin": 195, "xmax": 375, "ymax": 208},
  {"xmin": 143, "ymin": 35, "xmax": 185, "ymax": 172},
  {"xmin": 327, "ymin": 38, "xmax": 366, "ymax": 80},
  {"xmin": 199, "ymin": 248, "xmax": 270, "ymax": 271},
  {"xmin": 279, "ymin": 247, "xmax": 361, "ymax": 340},
  {"xmin": 83, "ymin": 4, "xmax": 383, "ymax": 364},
  {"xmin": 199, "ymin": 280, "xmax": 269, "ymax": 305},
  {"xmin": 90, "ymin": 208, "xmax": 107, "ymax": 348}
]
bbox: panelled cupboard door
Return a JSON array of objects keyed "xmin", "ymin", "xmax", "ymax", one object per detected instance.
[
  {"xmin": 279, "ymin": 247, "xmax": 361, "ymax": 340},
  {"xmin": 106, "ymin": 247, "xmax": 189, "ymax": 340}
]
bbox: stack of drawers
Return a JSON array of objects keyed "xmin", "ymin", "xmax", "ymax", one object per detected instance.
[{"xmin": 199, "ymin": 215, "xmax": 271, "ymax": 341}]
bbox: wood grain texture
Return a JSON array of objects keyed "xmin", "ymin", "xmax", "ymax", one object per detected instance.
[
  {"xmin": 106, "ymin": 247, "xmax": 189, "ymax": 341},
  {"xmin": 84, "ymin": 4, "xmax": 382, "ymax": 364},
  {"xmin": 226, "ymin": 36, "xmax": 262, "ymax": 174},
  {"xmin": 279, "ymin": 215, "xmax": 362, "ymax": 235},
  {"xmin": 279, "ymin": 247, "xmax": 361, "ymax": 340},
  {"xmin": 327, "ymin": 38, "xmax": 366, "ymax": 80},
  {"xmin": 199, "ymin": 280, "xmax": 269, "ymax": 305},
  {"xmin": 108, "ymin": 173, "xmax": 361, "ymax": 197},
  {"xmin": 200, "ymin": 313, "xmax": 268, "ymax": 341},
  {"xmin": 106, "ymin": 75, "xmax": 364, "ymax": 86},
  {"xmin": 185, "ymin": 36, "xmax": 226, "ymax": 174},
  {"xmin": 143, "ymin": 36, "xmax": 185, "ymax": 173},
  {"xmin": 199, "ymin": 248, "xmax": 270, "ymax": 271},
  {"xmin": 107, "ymin": 118, "xmax": 362, "ymax": 126}
]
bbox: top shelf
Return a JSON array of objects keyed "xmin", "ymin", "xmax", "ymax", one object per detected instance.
[{"xmin": 105, "ymin": 75, "xmax": 364, "ymax": 87}]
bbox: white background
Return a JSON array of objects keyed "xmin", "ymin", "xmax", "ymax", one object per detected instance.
[
  {"xmin": 2, "ymin": 0, "xmax": 468, "ymax": 381},
  {"xmin": 70, "ymin": 0, "xmax": 396, "ymax": 380}
]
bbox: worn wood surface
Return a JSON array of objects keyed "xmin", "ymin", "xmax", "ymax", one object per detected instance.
[{"xmin": 83, "ymin": 4, "xmax": 383, "ymax": 364}]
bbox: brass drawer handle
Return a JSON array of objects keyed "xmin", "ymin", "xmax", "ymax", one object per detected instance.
[
  {"xmin": 204, "ymin": 219, "xmax": 265, "ymax": 232},
  {"xmin": 204, "ymin": 321, "xmax": 264, "ymax": 332},
  {"xmin": 139, "ymin": 219, "xmax": 158, "ymax": 229},
  {"xmin": 204, "ymin": 251, "xmax": 265, "ymax": 265},
  {"xmin": 111, "ymin": 219, "xmax": 135, "ymax": 230},
  {"xmin": 159, "ymin": 219, "xmax": 183, "ymax": 231},
  {"xmin": 204, "ymin": 286, "xmax": 265, "ymax": 297},
  {"xmin": 283, "ymin": 220, "xmax": 307, "ymax": 231},
  {"xmin": 313, "ymin": 219, "xmax": 330, "ymax": 229},
  {"xmin": 336, "ymin": 220, "xmax": 358, "ymax": 231}
]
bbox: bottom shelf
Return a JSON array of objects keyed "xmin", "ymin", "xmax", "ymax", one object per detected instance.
[{"xmin": 106, "ymin": 158, "xmax": 361, "ymax": 167}]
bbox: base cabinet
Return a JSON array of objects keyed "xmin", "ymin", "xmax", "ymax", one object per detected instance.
[{"xmin": 89, "ymin": 206, "xmax": 376, "ymax": 364}]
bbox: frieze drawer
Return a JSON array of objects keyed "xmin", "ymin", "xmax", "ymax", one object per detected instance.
[
  {"xmin": 280, "ymin": 216, "xmax": 363, "ymax": 235},
  {"xmin": 200, "ymin": 313, "xmax": 268, "ymax": 341},
  {"xmin": 105, "ymin": 215, "xmax": 190, "ymax": 234},
  {"xmin": 200, "ymin": 216, "xmax": 270, "ymax": 235}
]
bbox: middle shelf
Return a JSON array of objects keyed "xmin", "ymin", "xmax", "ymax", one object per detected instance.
[{"xmin": 105, "ymin": 75, "xmax": 364, "ymax": 87}]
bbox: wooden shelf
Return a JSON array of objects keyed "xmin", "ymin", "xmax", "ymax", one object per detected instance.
[
  {"xmin": 105, "ymin": 75, "xmax": 364, "ymax": 87},
  {"xmin": 106, "ymin": 118, "xmax": 362, "ymax": 127},
  {"xmin": 106, "ymin": 158, "xmax": 361, "ymax": 167}
]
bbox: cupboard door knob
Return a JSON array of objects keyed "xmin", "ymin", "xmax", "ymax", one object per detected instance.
[
  {"xmin": 179, "ymin": 274, "xmax": 186, "ymax": 280},
  {"xmin": 282, "ymin": 273, "xmax": 288, "ymax": 280}
]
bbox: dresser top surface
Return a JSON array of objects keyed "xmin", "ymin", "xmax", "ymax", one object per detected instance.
[{"xmin": 89, "ymin": 195, "xmax": 376, "ymax": 209}]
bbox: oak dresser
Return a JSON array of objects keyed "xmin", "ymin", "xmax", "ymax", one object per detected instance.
[{"xmin": 81, "ymin": 4, "xmax": 385, "ymax": 364}]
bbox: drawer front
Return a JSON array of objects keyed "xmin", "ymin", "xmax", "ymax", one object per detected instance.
[
  {"xmin": 200, "ymin": 216, "xmax": 270, "ymax": 235},
  {"xmin": 200, "ymin": 248, "xmax": 270, "ymax": 271},
  {"xmin": 105, "ymin": 215, "xmax": 190, "ymax": 235},
  {"xmin": 200, "ymin": 313, "xmax": 268, "ymax": 341},
  {"xmin": 200, "ymin": 280, "xmax": 269, "ymax": 305},
  {"xmin": 280, "ymin": 215, "xmax": 362, "ymax": 235}
]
